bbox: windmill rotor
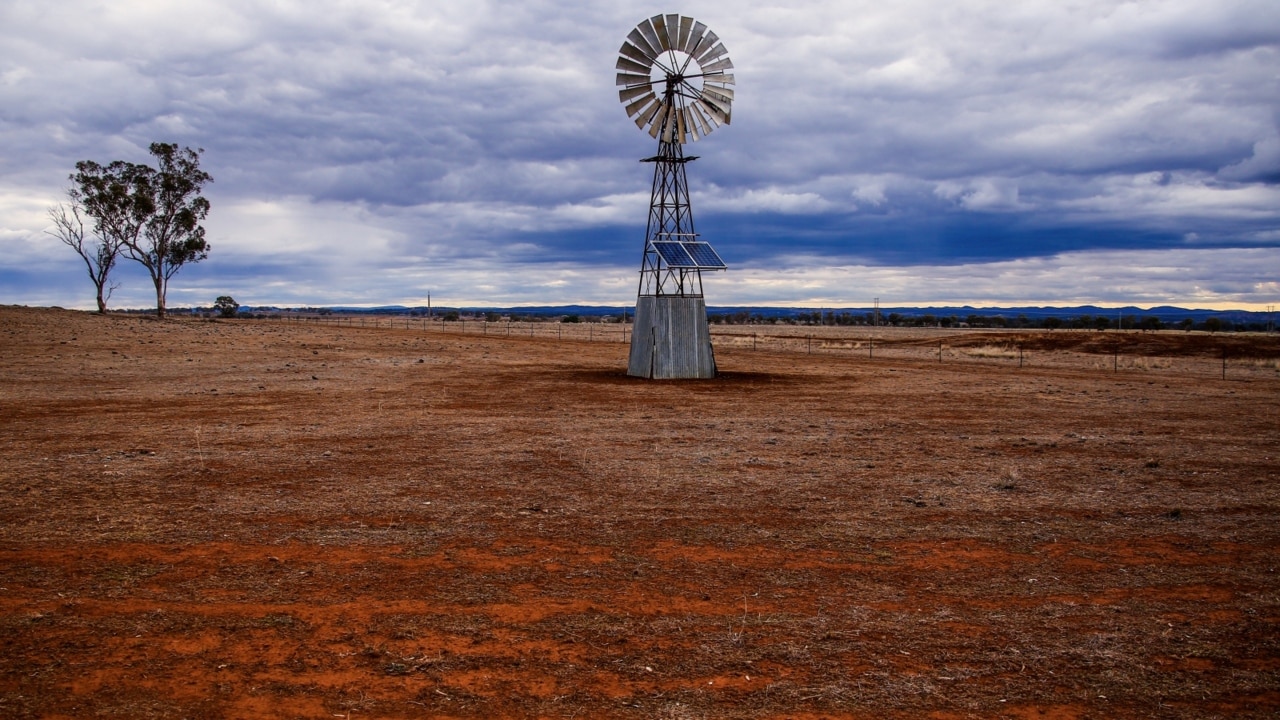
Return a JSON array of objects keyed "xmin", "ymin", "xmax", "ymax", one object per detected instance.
[{"xmin": 616, "ymin": 13, "xmax": 735, "ymax": 143}]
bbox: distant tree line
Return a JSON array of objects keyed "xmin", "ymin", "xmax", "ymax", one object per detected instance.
[{"xmin": 709, "ymin": 311, "xmax": 1266, "ymax": 333}]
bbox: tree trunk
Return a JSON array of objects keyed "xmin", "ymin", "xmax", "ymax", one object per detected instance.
[
  {"xmin": 154, "ymin": 275, "xmax": 166, "ymax": 318},
  {"xmin": 96, "ymin": 287, "xmax": 107, "ymax": 315}
]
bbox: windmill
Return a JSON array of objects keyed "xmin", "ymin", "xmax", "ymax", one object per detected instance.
[{"xmin": 616, "ymin": 14, "xmax": 735, "ymax": 379}]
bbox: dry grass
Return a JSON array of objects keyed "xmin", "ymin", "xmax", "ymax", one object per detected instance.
[
  {"xmin": 1, "ymin": 307, "xmax": 1278, "ymax": 719},
  {"xmin": 961, "ymin": 344, "xmax": 1021, "ymax": 359}
]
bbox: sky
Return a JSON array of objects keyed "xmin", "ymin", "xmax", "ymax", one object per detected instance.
[{"xmin": 1, "ymin": 0, "xmax": 1278, "ymax": 310}]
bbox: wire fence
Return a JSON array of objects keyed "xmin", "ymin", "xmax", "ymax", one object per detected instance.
[{"xmin": 273, "ymin": 315, "xmax": 1280, "ymax": 382}]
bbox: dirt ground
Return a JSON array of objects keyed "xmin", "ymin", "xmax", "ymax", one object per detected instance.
[{"xmin": 2, "ymin": 306, "xmax": 1277, "ymax": 719}]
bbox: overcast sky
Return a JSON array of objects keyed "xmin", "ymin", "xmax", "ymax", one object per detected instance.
[{"xmin": 2, "ymin": 0, "xmax": 1278, "ymax": 310}]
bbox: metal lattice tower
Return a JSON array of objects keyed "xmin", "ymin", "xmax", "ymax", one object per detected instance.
[
  {"xmin": 638, "ymin": 136, "xmax": 702, "ymax": 297},
  {"xmin": 616, "ymin": 13, "xmax": 734, "ymax": 378}
]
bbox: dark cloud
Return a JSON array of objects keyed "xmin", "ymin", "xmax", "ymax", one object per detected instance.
[{"xmin": 1, "ymin": 0, "xmax": 1277, "ymax": 309}]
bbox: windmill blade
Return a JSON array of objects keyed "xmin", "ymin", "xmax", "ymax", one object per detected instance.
[
  {"xmin": 702, "ymin": 84, "xmax": 734, "ymax": 99},
  {"xmin": 650, "ymin": 15, "xmax": 670, "ymax": 51},
  {"xmin": 625, "ymin": 92, "xmax": 658, "ymax": 117},
  {"xmin": 616, "ymin": 56, "xmax": 650, "ymax": 76},
  {"xmin": 616, "ymin": 72, "xmax": 651, "ymax": 87},
  {"xmin": 677, "ymin": 17, "xmax": 694, "ymax": 53},
  {"xmin": 618, "ymin": 84, "xmax": 652, "ymax": 103},
  {"xmin": 701, "ymin": 57, "xmax": 734, "ymax": 74},
  {"xmin": 697, "ymin": 98, "xmax": 728, "ymax": 126},
  {"xmin": 704, "ymin": 73, "xmax": 735, "ymax": 87},
  {"xmin": 636, "ymin": 99, "xmax": 662, "ymax": 131},
  {"xmin": 697, "ymin": 42, "xmax": 728, "ymax": 65},
  {"xmin": 690, "ymin": 103, "xmax": 713, "ymax": 136},
  {"xmin": 649, "ymin": 100, "xmax": 669, "ymax": 137},
  {"xmin": 686, "ymin": 101, "xmax": 705, "ymax": 133},
  {"xmin": 703, "ymin": 86, "xmax": 734, "ymax": 103},
  {"xmin": 664, "ymin": 14, "xmax": 681, "ymax": 51},
  {"xmin": 675, "ymin": 106, "xmax": 687, "ymax": 144},
  {"xmin": 680, "ymin": 107, "xmax": 694, "ymax": 142},
  {"xmin": 618, "ymin": 43, "xmax": 653, "ymax": 69},
  {"xmin": 692, "ymin": 100, "xmax": 720, "ymax": 128},
  {"xmin": 700, "ymin": 94, "xmax": 729, "ymax": 115},
  {"xmin": 691, "ymin": 30, "xmax": 718, "ymax": 59},
  {"xmin": 683, "ymin": 21, "xmax": 707, "ymax": 55},
  {"xmin": 649, "ymin": 103, "xmax": 666, "ymax": 138},
  {"xmin": 626, "ymin": 28, "xmax": 660, "ymax": 61},
  {"xmin": 683, "ymin": 107, "xmax": 699, "ymax": 142},
  {"xmin": 638, "ymin": 17, "xmax": 664, "ymax": 56}
]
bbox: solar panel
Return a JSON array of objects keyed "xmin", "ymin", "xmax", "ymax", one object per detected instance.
[
  {"xmin": 652, "ymin": 241, "xmax": 695, "ymax": 267},
  {"xmin": 683, "ymin": 242, "xmax": 726, "ymax": 268},
  {"xmin": 650, "ymin": 239, "xmax": 727, "ymax": 269}
]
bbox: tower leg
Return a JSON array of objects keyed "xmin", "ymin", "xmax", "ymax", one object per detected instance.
[{"xmin": 628, "ymin": 296, "xmax": 716, "ymax": 379}]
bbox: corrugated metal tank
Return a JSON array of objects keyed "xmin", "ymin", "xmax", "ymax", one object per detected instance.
[{"xmin": 627, "ymin": 296, "xmax": 716, "ymax": 378}]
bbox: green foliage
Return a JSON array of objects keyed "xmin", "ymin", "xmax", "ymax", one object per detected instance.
[
  {"xmin": 443, "ymin": 310, "xmax": 460, "ymax": 322},
  {"xmin": 69, "ymin": 143, "xmax": 212, "ymax": 317},
  {"xmin": 214, "ymin": 296, "xmax": 239, "ymax": 318}
]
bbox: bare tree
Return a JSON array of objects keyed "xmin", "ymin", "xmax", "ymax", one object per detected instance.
[{"xmin": 46, "ymin": 199, "xmax": 122, "ymax": 314}]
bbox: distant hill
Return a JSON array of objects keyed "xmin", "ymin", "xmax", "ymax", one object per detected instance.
[{"xmin": 279, "ymin": 304, "xmax": 1271, "ymax": 323}]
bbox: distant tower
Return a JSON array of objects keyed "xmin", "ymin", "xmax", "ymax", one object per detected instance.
[{"xmin": 615, "ymin": 14, "xmax": 735, "ymax": 378}]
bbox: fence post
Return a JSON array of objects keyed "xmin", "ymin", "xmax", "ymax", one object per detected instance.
[{"xmin": 868, "ymin": 337, "xmax": 873, "ymax": 359}]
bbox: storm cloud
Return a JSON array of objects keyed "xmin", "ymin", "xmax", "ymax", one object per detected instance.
[{"xmin": 1, "ymin": 0, "xmax": 1277, "ymax": 309}]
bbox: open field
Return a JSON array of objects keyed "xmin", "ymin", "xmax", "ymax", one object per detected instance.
[
  {"xmin": 2, "ymin": 306, "xmax": 1278, "ymax": 718},
  {"xmin": 274, "ymin": 315, "xmax": 1280, "ymax": 380}
]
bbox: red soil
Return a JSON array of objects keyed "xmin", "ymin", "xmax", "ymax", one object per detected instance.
[{"xmin": 1, "ymin": 307, "xmax": 1277, "ymax": 718}]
